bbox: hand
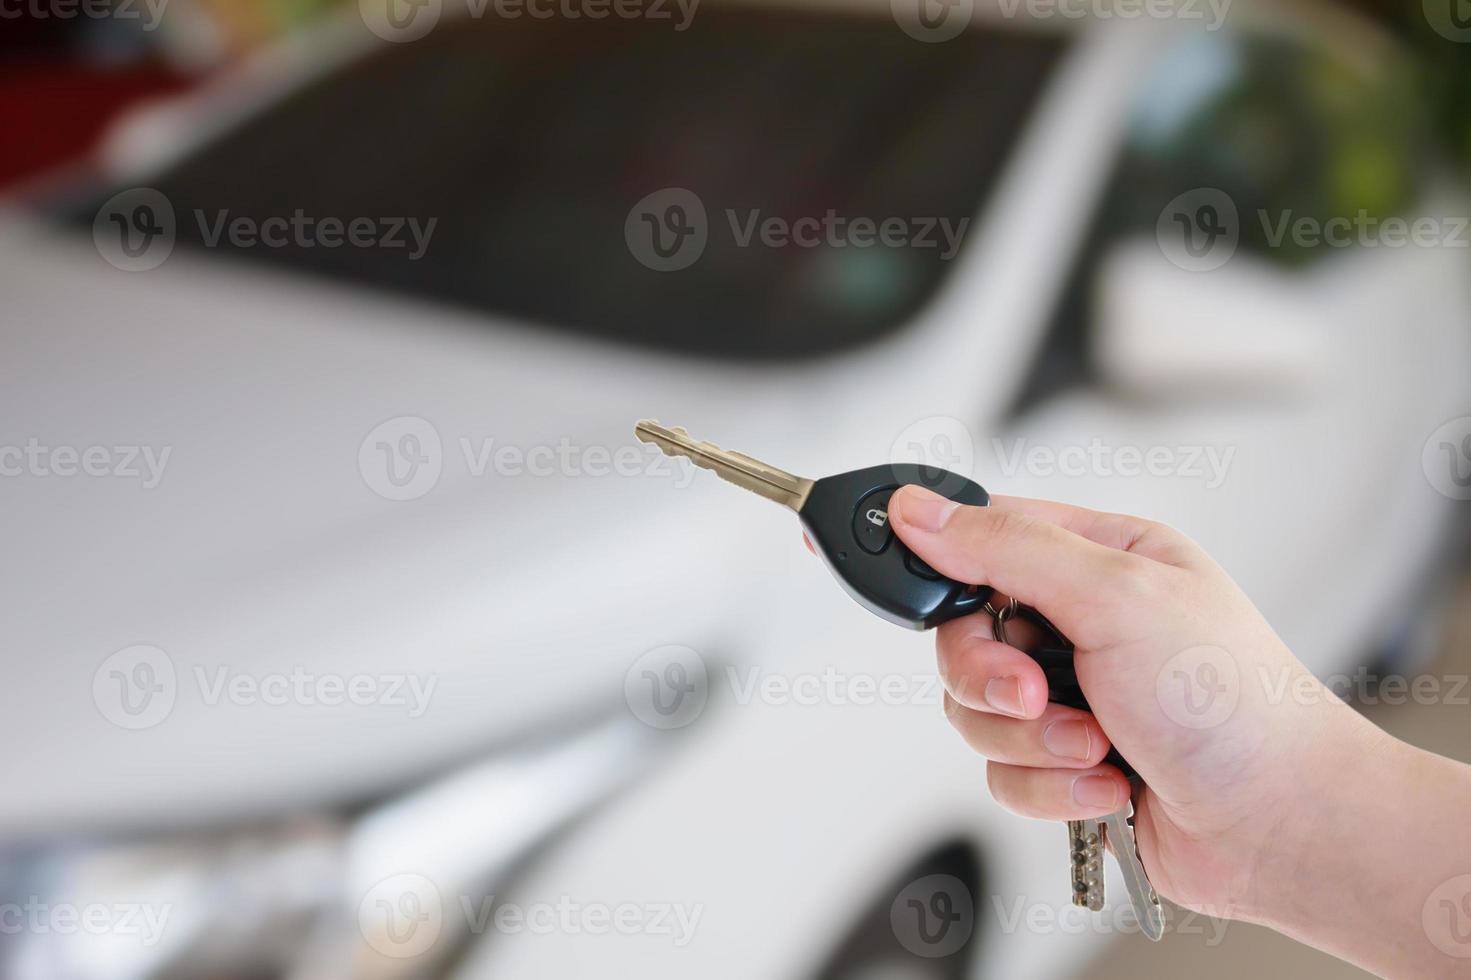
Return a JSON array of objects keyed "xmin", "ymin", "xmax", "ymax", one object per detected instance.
[{"xmin": 885, "ymin": 485, "xmax": 1383, "ymax": 924}]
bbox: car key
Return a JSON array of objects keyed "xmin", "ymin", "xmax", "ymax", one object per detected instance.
[
  {"xmin": 635, "ymin": 420, "xmax": 1165, "ymax": 940},
  {"xmin": 987, "ymin": 600, "xmax": 1161, "ymax": 934}
]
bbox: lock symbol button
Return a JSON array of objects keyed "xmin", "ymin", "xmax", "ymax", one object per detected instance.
[{"xmin": 852, "ymin": 487, "xmax": 898, "ymax": 556}]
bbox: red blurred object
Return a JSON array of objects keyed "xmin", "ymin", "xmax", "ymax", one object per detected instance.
[{"xmin": 0, "ymin": 61, "xmax": 189, "ymax": 190}]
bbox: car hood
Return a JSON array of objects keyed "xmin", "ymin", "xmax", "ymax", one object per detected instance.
[{"xmin": 0, "ymin": 215, "xmax": 896, "ymax": 835}]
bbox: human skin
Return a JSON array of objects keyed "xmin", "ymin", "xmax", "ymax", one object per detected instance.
[{"xmin": 885, "ymin": 484, "xmax": 1471, "ymax": 978}]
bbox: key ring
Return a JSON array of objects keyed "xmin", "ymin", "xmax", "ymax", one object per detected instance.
[
  {"xmin": 984, "ymin": 596, "xmax": 1071, "ymax": 653},
  {"xmin": 984, "ymin": 596, "xmax": 1020, "ymax": 645}
]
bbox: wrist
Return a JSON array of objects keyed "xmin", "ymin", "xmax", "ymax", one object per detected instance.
[
  {"xmin": 1240, "ymin": 694, "xmax": 1466, "ymax": 977},
  {"xmin": 1238, "ymin": 694, "xmax": 1392, "ymax": 929}
]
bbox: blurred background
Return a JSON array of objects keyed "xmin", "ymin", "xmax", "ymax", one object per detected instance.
[{"xmin": 3, "ymin": 0, "xmax": 1471, "ymax": 977}]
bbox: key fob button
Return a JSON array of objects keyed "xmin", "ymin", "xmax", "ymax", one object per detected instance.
[
  {"xmin": 904, "ymin": 549, "xmax": 942, "ymax": 580},
  {"xmin": 852, "ymin": 487, "xmax": 897, "ymax": 555}
]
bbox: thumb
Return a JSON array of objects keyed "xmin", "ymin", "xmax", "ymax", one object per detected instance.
[{"xmin": 889, "ymin": 485, "xmax": 1152, "ymax": 644}]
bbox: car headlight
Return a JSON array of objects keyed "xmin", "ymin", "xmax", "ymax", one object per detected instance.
[{"xmin": 0, "ymin": 714, "xmax": 656, "ymax": 980}]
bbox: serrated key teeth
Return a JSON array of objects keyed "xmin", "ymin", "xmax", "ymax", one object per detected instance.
[{"xmin": 632, "ymin": 418, "xmax": 815, "ymax": 512}]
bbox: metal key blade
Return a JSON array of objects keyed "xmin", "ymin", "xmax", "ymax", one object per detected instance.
[
  {"xmin": 1101, "ymin": 803, "xmax": 1165, "ymax": 941},
  {"xmin": 1069, "ymin": 819, "xmax": 1105, "ymax": 911},
  {"xmin": 635, "ymin": 420, "xmax": 813, "ymax": 511}
]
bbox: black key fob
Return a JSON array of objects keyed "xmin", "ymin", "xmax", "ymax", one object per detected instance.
[
  {"xmin": 800, "ymin": 464, "xmax": 1132, "ymax": 777},
  {"xmin": 798, "ymin": 463, "xmax": 990, "ymax": 630}
]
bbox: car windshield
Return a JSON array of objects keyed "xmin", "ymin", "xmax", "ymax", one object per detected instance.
[{"xmin": 83, "ymin": 12, "xmax": 1064, "ymax": 359}]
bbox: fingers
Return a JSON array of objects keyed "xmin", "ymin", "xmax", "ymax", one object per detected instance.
[
  {"xmin": 935, "ymin": 620, "xmax": 1049, "ymax": 719},
  {"xmin": 889, "ymin": 485, "xmax": 1164, "ymax": 639},
  {"xmin": 988, "ymin": 495, "xmax": 1201, "ymax": 567},
  {"xmin": 945, "ymin": 694, "xmax": 1112, "ymax": 769},
  {"xmin": 986, "ymin": 760, "xmax": 1132, "ymax": 821}
]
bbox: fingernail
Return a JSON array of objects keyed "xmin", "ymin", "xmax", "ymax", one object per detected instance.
[
  {"xmin": 893, "ymin": 486, "xmax": 958, "ymax": 533},
  {"xmin": 984, "ymin": 676, "xmax": 1027, "ymax": 718},
  {"xmin": 1043, "ymin": 720, "xmax": 1093, "ymax": 761},
  {"xmin": 1072, "ymin": 774, "xmax": 1119, "ymax": 810}
]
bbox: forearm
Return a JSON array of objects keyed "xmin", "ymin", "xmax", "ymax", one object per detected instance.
[{"xmin": 1248, "ymin": 704, "xmax": 1471, "ymax": 977}]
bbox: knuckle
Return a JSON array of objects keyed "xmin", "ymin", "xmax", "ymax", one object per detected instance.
[
  {"xmin": 1124, "ymin": 517, "xmax": 1204, "ymax": 564},
  {"xmin": 1133, "ymin": 518, "xmax": 1180, "ymax": 550},
  {"xmin": 984, "ymin": 761, "xmax": 1007, "ymax": 801},
  {"xmin": 986, "ymin": 763, "xmax": 1043, "ymax": 818},
  {"xmin": 942, "ymin": 693, "xmax": 969, "ymax": 729},
  {"xmin": 945, "ymin": 668, "xmax": 986, "ymax": 710},
  {"xmin": 935, "ymin": 637, "xmax": 970, "ymax": 700},
  {"xmin": 935, "ymin": 618, "xmax": 976, "ymax": 662},
  {"xmin": 1104, "ymin": 553, "xmax": 1166, "ymax": 601},
  {"xmin": 978, "ymin": 507, "xmax": 1036, "ymax": 545},
  {"xmin": 955, "ymin": 711, "xmax": 1007, "ymax": 756}
]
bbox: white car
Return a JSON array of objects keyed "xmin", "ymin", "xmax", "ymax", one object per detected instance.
[{"xmin": 2, "ymin": 2, "xmax": 1467, "ymax": 978}]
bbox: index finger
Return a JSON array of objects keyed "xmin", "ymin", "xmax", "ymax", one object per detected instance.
[
  {"xmin": 888, "ymin": 485, "xmax": 1161, "ymax": 643},
  {"xmin": 988, "ymin": 495, "xmax": 1200, "ymax": 567}
]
